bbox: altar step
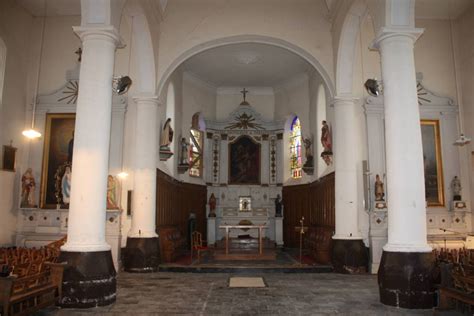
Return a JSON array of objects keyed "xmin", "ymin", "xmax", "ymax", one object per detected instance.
[
  {"xmin": 213, "ymin": 249, "xmax": 277, "ymax": 261},
  {"xmin": 215, "ymin": 237, "xmax": 275, "ymax": 250}
]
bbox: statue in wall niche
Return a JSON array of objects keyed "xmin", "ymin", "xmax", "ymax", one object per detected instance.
[
  {"xmin": 160, "ymin": 118, "xmax": 174, "ymax": 149},
  {"xmin": 208, "ymin": 193, "xmax": 217, "ymax": 217},
  {"xmin": 451, "ymin": 176, "xmax": 462, "ymax": 201},
  {"xmin": 374, "ymin": 174, "xmax": 385, "ymax": 201},
  {"xmin": 275, "ymin": 194, "xmax": 283, "ymax": 217},
  {"xmin": 107, "ymin": 175, "xmax": 119, "ymax": 209},
  {"xmin": 61, "ymin": 166, "xmax": 72, "ymax": 204},
  {"xmin": 21, "ymin": 168, "xmax": 37, "ymax": 208}
]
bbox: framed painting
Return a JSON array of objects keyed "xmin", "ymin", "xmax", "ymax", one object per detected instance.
[
  {"xmin": 228, "ymin": 136, "xmax": 261, "ymax": 185},
  {"xmin": 421, "ymin": 119, "xmax": 444, "ymax": 207},
  {"xmin": 2, "ymin": 145, "xmax": 17, "ymax": 171},
  {"xmin": 40, "ymin": 113, "xmax": 75, "ymax": 209}
]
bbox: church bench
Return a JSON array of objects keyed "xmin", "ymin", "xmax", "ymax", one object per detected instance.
[
  {"xmin": 0, "ymin": 262, "xmax": 64, "ymax": 316},
  {"xmin": 157, "ymin": 226, "xmax": 187, "ymax": 263},
  {"xmin": 305, "ymin": 226, "xmax": 334, "ymax": 265},
  {"xmin": 438, "ymin": 286, "xmax": 474, "ymax": 311}
]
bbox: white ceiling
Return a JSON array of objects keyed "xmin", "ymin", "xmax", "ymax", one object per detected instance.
[
  {"xmin": 182, "ymin": 43, "xmax": 313, "ymax": 88},
  {"xmin": 17, "ymin": 0, "xmax": 474, "ymax": 18}
]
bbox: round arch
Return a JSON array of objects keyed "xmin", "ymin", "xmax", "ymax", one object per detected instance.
[
  {"xmin": 335, "ymin": 0, "xmax": 369, "ymax": 95},
  {"xmin": 156, "ymin": 35, "xmax": 335, "ymax": 99}
]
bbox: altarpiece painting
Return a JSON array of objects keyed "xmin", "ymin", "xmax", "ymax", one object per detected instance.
[
  {"xmin": 229, "ymin": 136, "xmax": 260, "ymax": 185},
  {"xmin": 40, "ymin": 113, "xmax": 75, "ymax": 208},
  {"xmin": 421, "ymin": 119, "xmax": 445, "ymax": 207}
]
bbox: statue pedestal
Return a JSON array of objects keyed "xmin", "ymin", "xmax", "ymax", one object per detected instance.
[
  {"xmin": 452, "ymin": 200, "xmax": 467, "ymax": 211},
  {"xmin": 275, "ymin": 217, "xmax": 284, "ymax": 246},
  {"xmin": 207, "ymin": 217, "xmax": 216, "ymax": 246}
]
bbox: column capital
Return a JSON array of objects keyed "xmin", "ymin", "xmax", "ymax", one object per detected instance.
[
  {"xmin": 73, "ymin": 25, "xmax": 125, "ymax": 48},
  {"xmin": 371, "ymin": 27, "xmax": 424, "ymax": 50},
  {"xmin": 133, "ymin": 93, "xmax": 159, "ymax": 105}
]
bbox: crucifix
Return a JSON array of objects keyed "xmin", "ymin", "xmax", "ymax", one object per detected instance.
[
  {"xmin": 240, "ymin": 88, "xmax": 249, "ymax": 105},
  {"xmin": 75, "ymin": 47, "xmax": 82, "ymax": 62}
]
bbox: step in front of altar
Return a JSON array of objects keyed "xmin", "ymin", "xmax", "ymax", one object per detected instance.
[{"xmin": 215, "ymin": 237, "xmax": 275, "ymax": 250}]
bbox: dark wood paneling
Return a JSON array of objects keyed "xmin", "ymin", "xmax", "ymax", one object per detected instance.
[
  {"xmin": 156, "ymin": 169, "xmax": 207, "ymax": 238},
  {"xmin": 282, "ymin": 172, "xmax": 335, "ymax": 248}
]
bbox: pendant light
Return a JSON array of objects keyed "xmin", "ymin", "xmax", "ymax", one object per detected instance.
[
  {"xmin": 448, "ymin": 0, "xmax": 471, "ymax": 146},
  {"xmin": 23, "ymin": 0, "xmax": 47, "ymax": 139}
]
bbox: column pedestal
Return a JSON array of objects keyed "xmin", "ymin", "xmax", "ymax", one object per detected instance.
[
  {"xmin": 207, "ymin": 217, "xmax": 216, "ymax": 246},
  {"xmin": 378, "ymin": 251, "xmax": 435, "ymax": 308},
  {"xmin": 123, "ymin": 237, "xmax": 159, "ymax": 272},
  {"xmin": 332, "ymin": 239, "xmax": 368, "ymax": 273},
  {"xmin": 58, "ymin": 251, "xmax": 116, "ymax": 308},
  {"xmin": 275, "ymin": 217, "xmax": 284, "ymax": 246}
]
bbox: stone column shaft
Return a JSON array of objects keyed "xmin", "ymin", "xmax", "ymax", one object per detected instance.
[
  {"xmin": 63, "ymin": 26, "xmax": 122, "ymax": 252},
  {"xmin": 129, "ymin": 95, "xmax": 159, "ymax": 238},
  {"xmin": 333, "ymin": 96, "xmax": 362, "ymax": 240},
  {"xmin": 376, "ymin": 29, "xmax": 430, "ymax": 253}
]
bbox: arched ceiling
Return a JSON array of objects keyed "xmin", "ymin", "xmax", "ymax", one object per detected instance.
[{"xmin": 181, "ymin": 43, "xmax": 313, "ymax": 88}]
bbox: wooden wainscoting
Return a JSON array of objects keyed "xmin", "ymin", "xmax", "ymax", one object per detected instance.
[
  {"xmin": 156, "ymin": 169, "xmax": 207, "ymax": 240},
  {"xmin": 282, "ymin": 172, "xmax": 335, "ymax": 248}
]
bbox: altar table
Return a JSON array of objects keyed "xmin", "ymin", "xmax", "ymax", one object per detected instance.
[{"xmin": 219, "ymin": 225, "xmax": 268, "ymax": 255}]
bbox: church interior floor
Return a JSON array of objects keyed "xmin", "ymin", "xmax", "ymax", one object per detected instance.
[{"xmin": 41, "ymin": 272, "xmax": 444, "ymax": 315}]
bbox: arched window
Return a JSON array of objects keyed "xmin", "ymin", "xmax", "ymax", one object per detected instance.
[
  {"xmin": 189, "ymin": 113, "xmax": 203, "ymax": 177},
  {"xmin": 290, "ymin": 116, "xmax": 302, "ymax": 179}
]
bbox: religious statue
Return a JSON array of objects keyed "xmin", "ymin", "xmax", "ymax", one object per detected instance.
[
  {"xmin": 302, "ymin": 136, "xmax": 314, "ymax": 171},
  {"xmin": 107, "ymin": 175, "xmax": 119, "ymax": 209},
  {"xmin": 275, "ymin": 194, "xmax": 283, "ymax": 217},
  {"xmin": 374, "ymin": 174, "xmax": 385, "ymax": 201},
  {"xmin": 67, "ymin": 130, "xmax": 74, "ymax": 163},
  {"xmin": 160, "ymin": 118, "xmax": 174, "ymax": 149},
  {"xmin": 320, "ymin": 120, "xmax": 332, "ymax": 153},
  {"xmin": 61, "ymin": 166, "xmax": 72, "ymax": 204},
  {"xmin": 21, "ymin": 168, "xmax": 36, "ymax": 208},
  {"xmin": 208, "ymin": 193, "xmax": 216, "ymax": 217},
  {"xmin": 180, "ymin": 137, "xmax": 189, "ymax": 165},
  {"xmin": 451, "ymin": 176, "xmax": 462, "ymax": 201}
]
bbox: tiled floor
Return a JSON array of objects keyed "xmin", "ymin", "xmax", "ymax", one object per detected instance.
[{"xmin": 42, "ymin": 272, "xmax": 445, "ymax": 315}]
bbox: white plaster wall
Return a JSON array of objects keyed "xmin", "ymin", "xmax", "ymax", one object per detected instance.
[
  {"xmin": 0, "ymin": 1, "xmax": 33, "ymax": 170},
  {"xmin": 156, "ymin": 0, "xmax": 334, "ymax": 94},
  {"xmin": 455, "ymin": 6, "xmax": 474, "ymax": 222},
  {"xmin": 0, "ymin": 171, "xmax": 18, "ymax": 246},
  {"xmin": 216, "ymin": 88, "xmax": 274, "ymax": 121},
  {"xmin": 178, "ymin": 72, "xmax": 216, "ymax": 185}
]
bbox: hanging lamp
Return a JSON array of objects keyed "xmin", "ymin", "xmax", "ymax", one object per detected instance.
[{"xmin": 23, "ymin": 0, "xmax": 48, "ymax": 139}]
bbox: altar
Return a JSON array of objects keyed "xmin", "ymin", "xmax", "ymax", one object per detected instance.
[{"xmin": 203, "ymin": 99, "xmax": 285, "ymax": 247}]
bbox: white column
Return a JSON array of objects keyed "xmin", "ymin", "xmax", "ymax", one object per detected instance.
[
  {"xmin": 129, "ymin": 95, "xmax": 159, "ymax": 238},
  {"xmin": 261, "ymin": 137, "xmax": 270, "ymax": 184},
  {"xmin": 374, "ymin": 28, "xmax": 431, "ymax": 253},
  {"xmin": 219, "ymin": 136, "xmax": 228, "ymax": 184},
  {"xmin": 333, "ymin": 96, "xmax": 362, "ymax": 240},
  {"xmin": 62, "ymin": 26, "xmax": 123, "ymax": 252}
]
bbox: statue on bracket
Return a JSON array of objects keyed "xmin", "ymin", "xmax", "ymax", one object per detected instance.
[
  {"xmin": 451, "ymin": 175, "xmax": 466, "ymax": 210},
  {"xmin": 106, "ymin": 175, "xmax": 119, "ymax": 209},
  {"xmin": 208, "ymin": 193, "xmax": 217, "ymax": 217},
  {"xmin": 320, "ymin": 120, "xmax": 333, "ymax": 166},
  {"xmin": 374, "ymin": 174, "xmax": 387, "ymax": 209},
  {"xmin": 159, "ymin": 118, "xmax": 174, "ymax": 161},
  {"xmin": 302, "ymin": 136, "xmax": 314, "ymax": 175},
  {"xmin": 178, "ymin": 137, "xmax": 190, "ymax": 173},
  {"xmin": 274, "ymin": 194, "xmax": 283, "ymax": 217}
]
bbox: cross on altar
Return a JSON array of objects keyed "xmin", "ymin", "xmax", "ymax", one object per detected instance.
[{"xmin": 240, "ymin": 88, "xmax": 250, "ymax": 105}]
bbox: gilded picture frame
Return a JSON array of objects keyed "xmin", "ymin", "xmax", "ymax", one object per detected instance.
[
  {"xmin": 40, "ymin": 113, "xmax": 76, "ymax": 209},
  {"xmin": 421, "ymin": 119, "xmax": 445, "ymax": 207}
]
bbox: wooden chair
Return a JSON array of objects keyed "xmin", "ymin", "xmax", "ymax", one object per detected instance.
[{"xmin": 191, "ymin": 231, "xmax": 209, "ymax": 264}]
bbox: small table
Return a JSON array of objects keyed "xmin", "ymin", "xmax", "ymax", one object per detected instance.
[{"xmin": 219, "ymin": 225, "xmax": 268, "ymax": 255}]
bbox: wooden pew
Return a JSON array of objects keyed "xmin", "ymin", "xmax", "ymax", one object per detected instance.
[
  {"xmin": 305, "ymin": 226, "xmax": 334, "ymax": 264},
  {"xmin": 0, "ymin": 263, "xmax": 64, "ymax": 316}
]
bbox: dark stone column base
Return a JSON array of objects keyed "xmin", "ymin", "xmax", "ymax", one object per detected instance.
[
  {"xmin": 378, "ymin": 251, "xmax": 435, "ymax": 309},
  {"xmin": 332, "ymin": 239, "xmax": 368, "ymax": 274},
  {"xmin": 123, "ymin": 237, "xmax": 159, "ymax": 273},
  {"xmin": 58, "ymin": 250, "xmax": 116, "ymax": 308}
]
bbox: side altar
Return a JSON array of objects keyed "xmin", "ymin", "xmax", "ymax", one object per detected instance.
[{"xmin": 203, "ymin": 97, "xmax": 284, "ymax": 247}]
